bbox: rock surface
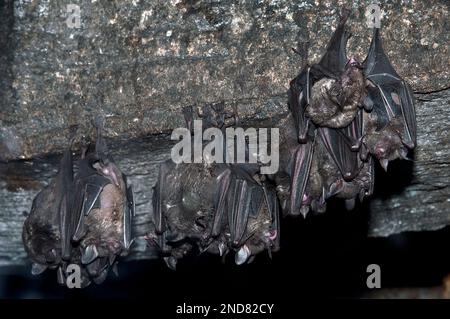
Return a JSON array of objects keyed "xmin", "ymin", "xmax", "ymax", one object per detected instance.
[
  {"xmin": 0, "ymin": 0, "xmax": 449, "ymax": 266},
  {"xmin": 1, "ymin": 0, "xmax": 449, "ymax": 160}
]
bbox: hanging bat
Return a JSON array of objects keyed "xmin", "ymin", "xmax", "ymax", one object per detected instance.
[
  {"xmin": 22, "ymin": 121, "xmax": 134, "ymax": 287},
  {"xmin": 147, "ymin": 104, "xmax": 279, "ymax": 269},
  {"xmin": 285, "ymin": 8, "xmax": 416, "ymax": 216},
  {"xmin": 148, "ymin": 161, "xmax": 279, "ymax": 269}
]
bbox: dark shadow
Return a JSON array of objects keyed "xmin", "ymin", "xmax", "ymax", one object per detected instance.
[{"xmin": 371, "ymin": 151, "xmax": 415, "ymax": 199}]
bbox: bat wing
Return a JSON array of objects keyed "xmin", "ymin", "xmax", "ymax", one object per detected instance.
[
  {"xmin": 339, "ymin": 109, "xmax": 364, "ymax": 151},
  {"xmin": 318, "ymin": 127, "xmax": 361, "ymax": 182},
  {"xmin": 289, "ymin": 137, "xmax": 315, "ymax": 216},
  {"xmin": 363, "ymin": 28, "xmax": 416, "ymax": 149},
  {"xmin": 289, "ymin": 10, "xmax": 351, "ymax": 142},
  {"xmin": 227, "ymin": 174, "xmax": 252, "ymax": 247},
  {"xmin": 314, "ymin": 9, "xmax": 351, "ymax": 78},
  {"xmin": 211, "ymin": 166, "xmax": 231, "ymax": 237},
  {"xmin": 24, "ymin": 147, "xmax": 75, "ymax": 268},
  {"xmin": 123, "ymin": 175, "xmax": 134, "ymax": 250},
  {"xmin": 70, "ymin": 173, "xmax": 109, "ymax": 244},
  {"xmin": 263, "ymin": 186, "xmax": 280, "ymax": 252},
  {"xmin": 57, "ymin": 150, "xmax": 82, "ymax": 261},
  {"xmin": 288, "ymin": 70, "xmax": 313, "ymax": 142},
  {"xmin": 152, "ymin": 161, "xmax": 176, "ymax": 234}
]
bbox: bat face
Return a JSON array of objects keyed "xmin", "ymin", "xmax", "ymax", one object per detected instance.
[{"xmin": 22, "ymin": 124, "xmax": 134, "ymax": 287}]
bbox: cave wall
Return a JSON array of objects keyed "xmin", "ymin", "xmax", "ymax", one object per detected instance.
[{"xmin": 0, "ymin": 0, "xmax": 449, "ymax": 266}]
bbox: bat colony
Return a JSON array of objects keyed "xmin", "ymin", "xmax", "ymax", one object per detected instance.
[{"xmin": 22, "ymin": 10, "xmax": 416, "ymax": 286}]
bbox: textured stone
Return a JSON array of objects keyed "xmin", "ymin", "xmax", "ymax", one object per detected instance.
[{"xmin": 1, "ymin": 0, "xmax": 449, "ymax": 160}]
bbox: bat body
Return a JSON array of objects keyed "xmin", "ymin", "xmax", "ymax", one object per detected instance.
[
  {"xmin": 23, "ymin": 122, "xmax": 134, "ymax": 286},
  {"xmin": 148, "ymin": 104, "xmax": 279, "ymax": 268},
  {"xmin": 149, "ymin": 161, "xmax": 279, "ymax": 269}
]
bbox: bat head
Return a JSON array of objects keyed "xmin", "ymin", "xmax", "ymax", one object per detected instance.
[
  {"xmin": 365, "ymin": 120, "xmax": 407, "ymax": 170},
  {"xmin": 92, "ymin": 158, "xmax": 122, "ymax": 188},
  {"xmin": 343, "ymin": 58, "xmax": 364, "ymax": 80},
  {"xmin": 346, "ymin": 57, "xmax": 363, "ymax": 69}
]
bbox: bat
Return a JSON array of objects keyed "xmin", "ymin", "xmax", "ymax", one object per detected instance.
[
  {"xmin": 22, "ymin": 8, "xmax": 416, "ymax": 280},
  {"xmin": 22, "ymin": 121, "xmax": 134, "ymax": 287},
  {"xmin": 147, "ymin": 105, "xmax": 279, "ymax": 269},
  {"xmin": 148, "ymin": 161, "xmax": 280, "ymax": 269},
  {"xmin": 148, "ymin": 9, "xmax": 416, "ymax": 269},
  {"xmin": 362, "ymin": 27, "xmax": 417, "ymax": 169},
  {"xmin": 284, "ymin": 8, "xmax": 416, "ymax": 216}
]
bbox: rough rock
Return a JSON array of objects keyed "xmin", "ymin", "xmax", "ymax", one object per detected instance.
[{"xmin": 1, "ymin": 0, "xmax": 449, "ymax": 160}]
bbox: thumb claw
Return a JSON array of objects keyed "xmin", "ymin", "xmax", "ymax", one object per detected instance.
[{"xmin": 380, "ymin": 159, "xmax": 389, "ymax": 172}]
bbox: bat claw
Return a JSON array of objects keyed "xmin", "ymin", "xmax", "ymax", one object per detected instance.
[
  {"xmin": 329, "ymin": 180, "xmax": 343, "ymax": 197},
  {"xmin": 218, "ymin": 242, "xmax": 227, "ymax": 257},
  {"xmin": 300, "ymin": 205, "xmax": 309, "ymax": 218}
]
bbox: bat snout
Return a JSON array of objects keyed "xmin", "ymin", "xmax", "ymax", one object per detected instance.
[{"xmin": 346, "ymin": 57, "xmax": 362, "ymax": 69}]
